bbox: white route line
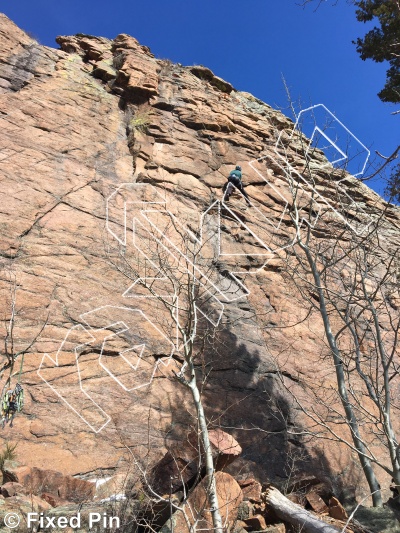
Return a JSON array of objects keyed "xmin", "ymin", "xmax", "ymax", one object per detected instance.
[
  {"xmin": 37, "ymin": 325, "xmax": 111, "ymax": 434},
  {"xmin": 37, "ymin": 103, "xmax": 376, "ymax": 433},
  {"xmin": 136, "ymin": 210, "xmax": 247, "ymax": 304},
  {"xmin": 248, "ymin": 104, "xmax": 375, "ymax": 253},
  {"xmin": 37, "ymin": 306, "xmax": 176, "ymax": 431},
  {"xmin": 293, "ymin": 104, "xmax": 370, "ymax": 179},
  {"xmin": 307, "ymin": 126, "xmax": 348, "ymax": 168},
  {"xmin": 81, "ymin": 306, "xmax": 176, "ymax": 392}
]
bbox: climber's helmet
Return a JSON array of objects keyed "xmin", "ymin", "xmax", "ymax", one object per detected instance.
[{"xmin": 236, "ymin": 165, "xmax": 242, "ymax": 171}]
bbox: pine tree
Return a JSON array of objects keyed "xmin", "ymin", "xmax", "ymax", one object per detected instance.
[
  {"xmin": 354, "ymin": 0, "xmax": 400, "ymax": 103},
  {"xmin": 385, "ymin": 162, "xmax": 400, "ymax": 202}
]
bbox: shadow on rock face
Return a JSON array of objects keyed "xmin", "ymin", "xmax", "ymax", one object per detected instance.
[{"xmin": 156, "ymin": 305, "xmax": 356, "ymax": 501}]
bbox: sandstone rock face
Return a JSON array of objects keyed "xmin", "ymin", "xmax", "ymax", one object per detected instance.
[
  {"xmin": 0, "ymin": 14, "xmax": 57, "ymax": 93},
  {"xmin": 0, "ymin": 13, "xmax": 399, "ymax": 505}
]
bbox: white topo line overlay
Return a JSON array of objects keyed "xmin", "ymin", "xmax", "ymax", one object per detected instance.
[
  {"xmin": 38, "ymin": 182, "xmax": 249, "ymax": 432},
  {"xmin": 249, "ymin": 103, "xmax": 375, "ymax": 248},
  {"xmin": 293, "ymin": 104, "xmax": 370, "ymax": 178},
  {"xmin": 37, "ymin": 307, "xmax": 175, "ymax": 433},
  {"xmin": 38, "ymin": 104, "xmax": 373, "ymax": 433}
]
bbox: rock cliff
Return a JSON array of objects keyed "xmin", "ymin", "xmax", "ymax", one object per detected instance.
[{"xmin": 1, "ymin": 12, "xmax": 399, "ymax": 512}]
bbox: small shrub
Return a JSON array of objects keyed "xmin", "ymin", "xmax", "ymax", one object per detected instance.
[
  {"xmin": 158, "ymin": 58, "xmax": 174, "ymax": 74},
  {"xmin": 158, "ymin": 58, "xmax": 173, "ymax": 67},
  {"xmin": 0, "ymin": 442, "xmax": 18, "ymax": 472},
  {"xmin": 25, "ymin": 30, "xmax": 41, "ymax": 44},
  {"xmin": 129, "ymin": 110, "xmax": 152, "ymax": 134},
  {"xmin": 113, "ymin": 53, "xmax": 126, "ymax": 70}
]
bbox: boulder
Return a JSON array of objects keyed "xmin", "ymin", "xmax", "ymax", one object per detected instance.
[
  {"xmin": 0, "ymin": 494, "xmax": 53, "ymax": 533},
  {"xmin": 286, "ymin": 492, "xmax": 304, "ymax": 506},
  {"xmin": 190, "ymin": 65, "xmax": 215, "ymax": 81},
  {"xmin": 111, "ymin": 34, "xmax": 159, "ymax": 99},
  {"xmin": 56, "ymin": 34, "xmax": 110, "ymax": 60},
  {"xmin": 286, "ymin": 475, "xmax": 323, "ymax": 494},
  {"xmin": 143, "ymin": 496, "xmax": 182, "ymax": 530},
  {"xmin": 3, "ymin": 463, "xmax": 31, "ymax": 485},
  {"xmin": 5, "ymin": 493, "xmax": 52, "ymax": 512},
  {"xmin": 189, "ymin": 66, "xmax": 235, "ymax": 93},
  {"xmin": 92, "ymin": 60, "xmax": 117, "ymax": 82},
  {"xmin": 306, "ymin": 489, "xmax": 329, "ymax": 514},
  {"xmin": 263, "ymin": 525, "xmax": 286, "ymax": 533},
  {"xmin": 210, "ymin": 75, "xmax": 235, "ymax": 94},
  {"xmin": 3, "ymin": 463, "xmax": 95, "ymax": 502},
  {"xmin": 238, "ymin": 477, "xmax": 262, "ymax": 503},
  {"xmin": 45, "ymin": 501, "xmax": 141, "ymax": 533},
  {"xmin": 208, "ymin": 429, "xmax": 242, "ymax": 470},
  {"xmin": 237, "ymin": 500, "xmax": 254, "ymax": 521},
  {"xmin": 41, "ymin": 492, "xmax": 72, "ymax": 507},
  {"xmin": 149, "ymin": 429, "xmax": 242, "ymax": 495},
  {"xmin": 148, "ymin": 445, "xmax": 198, "ymax": 495},
  {"xmin": 244, "ymin": 513, "xmax": 267, "ymax": 530},
  {"xmin": 1, "ymin": 482, "xmax": 25, "ymax": 497},
  {"xmin": 161, "ymin": 472, "xmax": 243, "ymax": 533},
  {"xmin": 94, "ymin": 473, "xmax": 129, "ymax": 501},
  {"xmin": 232, "ymin": 521, "xmax": 248, "ymax": 533},
  {"xmin": 328, "ymin": 496, "xmax": 348, "ymax": 521}
]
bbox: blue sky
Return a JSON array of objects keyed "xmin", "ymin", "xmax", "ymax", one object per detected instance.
[{"xmin": 2, "ymin": 0, "xmax": 397, "ymax": 197}]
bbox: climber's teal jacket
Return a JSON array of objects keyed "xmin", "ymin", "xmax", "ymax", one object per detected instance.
[{"xmin": 229, "ymin": 169, "xmax": 242, "ymax": 180}]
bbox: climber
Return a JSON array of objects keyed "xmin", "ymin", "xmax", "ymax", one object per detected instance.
[
  {"xmin": 1, "ymin": 384, "xmax": 24, "ymax": 429},
  {"xmin": 222, "ymin": 165, "xmax": 251, "ymax": 207}
]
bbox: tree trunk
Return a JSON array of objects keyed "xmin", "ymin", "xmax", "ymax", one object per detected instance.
[
  {"xmin": 265, "ymin": 486, "xmax": 341, "ymax": 533},
  {"xmin": 189, "ymin": 375, "xmax": 224, "ymax": 533},
  {"xmin": 303, "ymin": 246, "xmax": 383, "ymax": 507}
]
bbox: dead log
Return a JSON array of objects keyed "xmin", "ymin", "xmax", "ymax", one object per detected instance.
[{"xmin": 264, "ymin": 486, "xmax": 341, "ymax": 533}]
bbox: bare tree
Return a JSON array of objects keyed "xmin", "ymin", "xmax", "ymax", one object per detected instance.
[
  {"xmin": 0, "ymin": 264, "xmax": 48, "ymax": 398},
  {"xmin": 267, "ymin": 119, "xmax": 400, "ymax": 506},
  {"xmin": 105, "ymin": 200, "xmax": 246, "ymax": 532}
]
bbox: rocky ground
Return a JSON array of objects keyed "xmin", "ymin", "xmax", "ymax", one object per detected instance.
[{"xmin": 0, "ymin": 433, "xmax": 398, "ymax": 532}]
